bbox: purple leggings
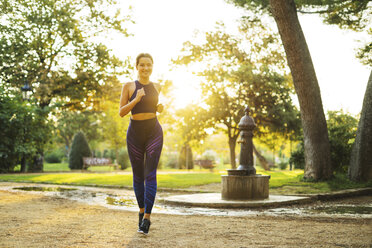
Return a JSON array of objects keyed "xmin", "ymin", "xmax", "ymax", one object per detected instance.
[{"xmin": 126, "ymin": 117, "xmax": 163, "ymax": 214}]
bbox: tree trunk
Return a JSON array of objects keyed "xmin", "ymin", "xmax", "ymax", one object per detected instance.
[
  {"xmin": 229, "ymin": 138, "xmax": 237, "ymax": 169},
  {"xmin": 349, "ymin": 70, "xmax": 372, "ymax": 181},
  {"xmin": 269, "ymin": 0, "xmax": 332, "ymax": 180},
  {"xmin": 253, "ymin": 144, "xmax": 272, "ymax": 171},
  {"xmin": 20, "ymin": 156, "xmax": 26, "ymax": 173}
]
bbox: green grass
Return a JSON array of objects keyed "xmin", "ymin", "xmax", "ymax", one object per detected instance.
[
  {"xmin": 0, "ymin": 172, "xmax": 221, "ymax": 189},
  {"xmin": 3, "ymin": 165, "xmax": 371, "ymax": 194}
]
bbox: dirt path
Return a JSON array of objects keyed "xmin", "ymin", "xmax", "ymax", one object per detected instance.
[{"xmin": 1, "ymin": 190, "xmax": 371, "ymax": 248}]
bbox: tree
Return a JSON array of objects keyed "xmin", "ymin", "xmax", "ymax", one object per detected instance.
[
  {"xmin": 0, "ymin": 0, "xmax": 132, "ymax": 171},
  {"xmin": 0, "ymin": 87, "xmax": 52, "ymax": 172},
  {"xmin": 349, "ymin": 71, "xmax": 372, "ymax": 181},
  {"xmin": 230, "ymin": 0, "xmax": 333, "ymax": 180},
  {"xmin": 178, "ymin": 143, "xmax": 194, "ymax": 169},
  {"xmin": 290, "ymin": 110, "xmax": 359, "ymax": 173},
  {"xmin": 54, "ymin": 110, "xmax": 101, "ymax": 155},
  {"xmin": 174, "ymin": 20, "xmax": 299, "ymax": 169},
  {"xmin": 68, "ymin": 131, "xmax": 91, "ymax": 170}
]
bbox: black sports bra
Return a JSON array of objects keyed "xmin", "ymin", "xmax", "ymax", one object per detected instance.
[{"xmin": 130, "ymin": 80, "xmax": 159, "ymax": 115}]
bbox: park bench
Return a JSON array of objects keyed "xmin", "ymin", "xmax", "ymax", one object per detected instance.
[
  {"xmin": 194, "ymin": 159, "xmax": 216, "ymax": 171},
  {"xmin": 82, "ymin": 157, "xmax": 118, "ymax": 170}
]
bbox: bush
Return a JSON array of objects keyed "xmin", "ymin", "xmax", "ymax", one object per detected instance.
[
  {"xmin": 95, "ymin": 150, "xmax": 102, "ymax": 158},
  {"xmin": 45, "ymin": 152, "xmax": 62, "ymax": 163},
  {"xmin": 327, "ymin": 111, "xmax": 357, "ymax": 172},
  {"xmin": 44, "ymin": 148, "xmax": 65, "ymax": 163},
  {"xmin": 289, "ymin": 111, "xmax": 358, "ymax": 173},
  {"xmin": 164, "ymin": 152, "xmax": 178, "ymax": 168},
  {"xmin": 201, "ymin": 150, "xmax": 218, "ymax": 161},
  {"xmin": 289, "ymin": 144, "xmax": 305, "ymax": 169},
  {"xmin": 68, "ymin": 131, "xmax": 91, "ymax": 170},
  {"xmin": 117, "ymin": 148, "xmax": 130, "ymax": 170},
  {"xmin": 278, "ymin": 159, "xmax": 288, "ymax": 170}
]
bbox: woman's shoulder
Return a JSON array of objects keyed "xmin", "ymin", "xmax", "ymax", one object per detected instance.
[
  {"xmin": 152, "ymin": 82, "xmax": 162, "ymax": 92},
  {"xmin": 122, "ymin": 81, "xmax": 136, "ymax": 90}
]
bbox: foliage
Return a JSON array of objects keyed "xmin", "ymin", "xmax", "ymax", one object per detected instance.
[
  {"xmin": 68, "ymin": 131, "xmax": 91, "ymax": 170},
  {"xmin": 0, "ymin": 0, "xmax": 133, "ymax": 109},
  {"xmin": 44, "ymin": 148, "xmax": 65, "ymax": 163},
  {"xmin": 289, "ymin": 143, "xmax": 305, "ymax": 169},
  {"xmin": 229, "ymin": 0, "xmax": 371, "ymax": 66},
  {"xmin": 174, "ymin": 18, "xmax": 300, "ymax": 168},
  {"xmin": 0, "ymin": 87, "xmax": 52, "ymax": 172},
  {"xmin": 327, "ymin": 111, "xmax": 358, "ymax": 172},
  {"xmin": 117, "ymin": 148, "xmax": 130, "ymax": 170},
  {"xmin": 290, "ymin": 111, "xmax": 358, "ymax": 172},
  {"xmin": 201, "ymin": 150, "xmax": 218, "ymax": 162},
  {"xmin": 230, "ymin": 0, "xmax": 371, "ymax": 31},
  {"xmin": 54, "ymin": 110, "xmax": 102, "ymax": 154},
  {"xmin": 163, "ymin": 152, "xmax": 178, "ymax": 169}
]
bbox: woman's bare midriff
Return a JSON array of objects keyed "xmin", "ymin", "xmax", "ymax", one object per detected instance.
[{"xmin": 131, "ymin": 113, "xmax": 157, "ymax": 120}]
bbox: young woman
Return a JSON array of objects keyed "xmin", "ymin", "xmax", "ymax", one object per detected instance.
[{"xmin": 119, "ymin": 53, "xmax": 163, "ymax": 235}]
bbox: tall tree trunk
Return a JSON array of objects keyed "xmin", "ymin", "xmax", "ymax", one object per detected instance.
[
  {"xmin": 253, "ymin": 144, "xmax": 272, "ymax": 171},
  {"xmin": 20, "ymin": 156, "xmax": 26, "ymax": 173},
  {"xmin": 269, "ymin": 0, "xmax": 332, "ymax": 180},
  {"xmin": 229, "ymin": 137, "xmax": 238, "ymax": 169},
  {"xmin": 349, "ymin": 71, "xmax": 372, "ymax": 181}
]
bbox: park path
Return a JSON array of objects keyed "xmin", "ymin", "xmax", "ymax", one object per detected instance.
[{"xmin": 1, "ymin": 186, "xmax": 372, "ymax": 247}]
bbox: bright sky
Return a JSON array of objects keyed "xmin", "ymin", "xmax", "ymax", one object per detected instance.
[{"xmin": 109, "ymin": 0, "xmax": 370, "ymax": 115}]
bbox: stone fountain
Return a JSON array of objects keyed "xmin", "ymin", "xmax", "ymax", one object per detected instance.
[{"xmin": 221, "ymin": 106, "xmax": 270, "ymax": 200}]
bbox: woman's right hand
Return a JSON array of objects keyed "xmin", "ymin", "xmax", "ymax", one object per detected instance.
[{"xmin": 135, "ymin": 88, "xmax": 145, "ymax": 102}]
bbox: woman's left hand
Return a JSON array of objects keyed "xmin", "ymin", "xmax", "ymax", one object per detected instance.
[{"xmin": 156, "ymin": 104, "xmax": 164, "ymax": 113}]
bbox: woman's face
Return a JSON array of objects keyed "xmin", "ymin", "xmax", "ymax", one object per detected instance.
[{"xmin": 136, "ymin": 57, "xmax": 153, "ymax": 78}]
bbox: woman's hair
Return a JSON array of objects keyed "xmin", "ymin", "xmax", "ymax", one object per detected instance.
[{"xmin": 136, "ymin": 53, "xmax": 153, "ymax": 67}]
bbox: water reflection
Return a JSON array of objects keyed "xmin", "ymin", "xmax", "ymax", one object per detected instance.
[{"xmin": 7, "ymin": 185, "xmax": 372, "ymax": 218}]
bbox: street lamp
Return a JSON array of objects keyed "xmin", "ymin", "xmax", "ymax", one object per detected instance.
[
  {"xmin": 21, "ymin": 80, "xmax": 32, "ymax": 101},
  {"xmin": 20, "ymin": 80, "xmax": 32, "ymax": 172}
]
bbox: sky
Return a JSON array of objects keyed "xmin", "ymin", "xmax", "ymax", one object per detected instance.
[{"xmin": 108, "ymin": 0, "xmax": 371, "ymax": 115}]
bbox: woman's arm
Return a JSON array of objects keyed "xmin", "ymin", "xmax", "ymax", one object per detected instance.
[
  {"xmin": 155, "ymin": 83, "xmax": 163, "ymax": 113},
  {"xmin": 119, "ymin": 82, "xmax": 145, "ymax": 117}
]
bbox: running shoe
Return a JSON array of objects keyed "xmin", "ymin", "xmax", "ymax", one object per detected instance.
[
  {"xmin": 139, "ymin": 218, "xmax": 151, "ymax": 235},
  {"xmin": 137, "ymin": 213, "xmax": 144, "ymax": 232}
]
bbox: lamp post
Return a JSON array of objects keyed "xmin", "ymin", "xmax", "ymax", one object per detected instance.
[
  {"xmin": 20, "ymin": 80, "xmax": 32, "ymax": 172},
  {"xmin": 21, "ymin": 80, "xmax": 32, "ymax": 101}
]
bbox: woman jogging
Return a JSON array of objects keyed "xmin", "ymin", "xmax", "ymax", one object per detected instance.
[{"xmin": 119, "ymin": 53, "xmax": 163, "ymax": 235}]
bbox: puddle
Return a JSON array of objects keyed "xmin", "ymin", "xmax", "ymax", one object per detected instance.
[
  {"xmin": 5, "ymin": 184, "xmax": 372, "ymax": 218},
  {"xmin": 106, "ymin": 196, "xmax": 136, "ymax": 207},
  {"xmin": 13, "ymin": 186, "xmax": 77, "ymax": 192},
  {"xmin": 311, "ymin": 205, "xmax": 372, "ymax": 215}
]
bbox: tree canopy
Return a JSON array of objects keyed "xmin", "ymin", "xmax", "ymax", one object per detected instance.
[
  {"xmin": 174, "ymin": 19, "xmax": 300, "ymax": 168},
  {"xmin": 0, "ymin": 0, "xmax": 133, "ymax": 110}
]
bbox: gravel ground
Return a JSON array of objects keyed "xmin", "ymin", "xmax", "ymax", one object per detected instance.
[{"xmin": 1, "ymin": 186, "xmax": 371, "ymax": 248}]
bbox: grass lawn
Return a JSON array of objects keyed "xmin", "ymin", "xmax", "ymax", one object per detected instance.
[{"xmin": 2, "ymin": 163, "xmax": 372, "ymax": 194}]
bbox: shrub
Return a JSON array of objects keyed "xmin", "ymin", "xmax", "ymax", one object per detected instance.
[
  {"xmin": 201, "ymin": 150, "xmax": 218, "ymax": 161},
  {"xmin": 68, "ymin": 131, "xmax": 91, "ymax": 170},
  {"xmin": 164, "ymin": 152, "xmax": 178, "ymax": 168},
  {"xmin": 45, "ymin": 152, "xmax": 62, "ymax": 163},
  {"xmin": 117, "ymin": 148, "xmax": 130, "ymax": 170},
  {"xmin": 44, "ymin": 148, "xmax": 65, "ymax": 163},
  {"xmin": 289, "ymin": 143, "xmax": 305, "ymax": 169},
  {"xmin": 289, "ymin": 111, "xmax": 358, "ymax": 173},
  {"xmin": 327, "ymin": 111, "xmax": 357, "ymax": 172}
]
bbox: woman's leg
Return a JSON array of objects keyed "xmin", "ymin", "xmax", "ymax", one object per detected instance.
[
  {"xmin": 143, "ymin": 120, "xmax": 163, "ymax": 216},
  {"xmin": 126, "ymin": 122, "xmax": 146, "ymax": 212}
]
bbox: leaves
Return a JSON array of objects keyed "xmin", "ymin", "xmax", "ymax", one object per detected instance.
[{"xmin": 0, "ymin": 0, "xmax": 133, "ymax": 110}]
